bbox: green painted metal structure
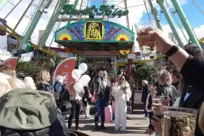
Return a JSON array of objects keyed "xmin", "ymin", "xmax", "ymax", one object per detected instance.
[
  {"xmin": 18, "ymin": 0, "xmax": 53, "ymax": 50},
  {"xmin": 67, "ymin": 0, "xmax": 79, "ymax": 24},
  {"xmin": 148, "ymin": 0, "xmax": 162, "ymax": 30},
  {"xmin": 13, "ymin": 0, "xmax": 201, "ymax": 56},
  {"xmin": 171, "ymin": 0, "xmax": 202, "ymax": 49},
  {"xmin": 39, "ymin": 0, "xmax": 68, "ymax": 47},
  {"xmin": 157, "ymin": 0, "xmax": 183, "ymax": 46}
]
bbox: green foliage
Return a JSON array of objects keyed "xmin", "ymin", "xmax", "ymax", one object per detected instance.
[
  {"xmin": 16, "ymin": 62, "xmax": 40, "ymax": 81},
  {"xmin": 16, "ymin": 61, "xmax": 53, "ymax": 81},
  {"xmin": 132, "ymin": 63, "xmax": 157, "ymax": 85}
]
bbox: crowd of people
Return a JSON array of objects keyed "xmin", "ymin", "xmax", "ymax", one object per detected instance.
[
  {"xmin": 0, "ymin": 63, "xmax": 135, "ymax": 135},
  {"xmin": 0, "ymin": 27, "xmax": 204, "ymax": 136}
]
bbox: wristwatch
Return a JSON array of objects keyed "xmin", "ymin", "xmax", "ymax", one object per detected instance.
[{"xmin": 165, "ymin": 45, "xmax": 179, "ymax": 57}]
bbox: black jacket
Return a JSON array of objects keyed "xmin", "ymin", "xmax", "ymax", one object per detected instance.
[
  {"xmin": 82, "ymin": 86, "xmax": 91, "ymax": 106},
  {"xmin": 180, "ymin": 56, "xmax": 204, "ymax": 136},
  {"xmin": 141, "ymin": 85, "xmax": 148, "ymax": 103},
  {"xmin": 96, "ymin": 77, "xmax": 111, "ymax": 101},
  {"xmin": 37, "ymin": 83, "xmax": 52, "ymax": 92}
]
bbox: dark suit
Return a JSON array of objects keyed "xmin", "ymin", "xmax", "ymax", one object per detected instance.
[
  {"xmin": 94, "ymin": 77, "xmax": 110, "ymax": 126},
  {"xmin": 179, "ymin": 85, "xmax": 204, "ymax": 136},
  {"xmin": 178, "ymin": 56, "xmax": 204, "ymax": 136},
  {"xmin": 141, "ymin": 85, "xmax": 148, "ymax": 116}
]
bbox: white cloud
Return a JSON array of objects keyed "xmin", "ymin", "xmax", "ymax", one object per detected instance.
[
  {"xmin": 162, "ymin": 24, "xmax": 204, "ymax": 45},
  {"xmin": 107, "ymin": 0, "xmax": 189, "ymax": 33},
  {"xmin": 0, "ymin": 0, "xmax": 203, "ymax": 50},
  {"xmin": 194, "ymin": 25, "xmax": 204, "ymax": 40},
  {"xmin": 0, "ymin": 0, "xmax": 85, "ymax": 48},
  {"xmin": 107, "ymin": 0, "xmax": 148, "ymax": 29}
]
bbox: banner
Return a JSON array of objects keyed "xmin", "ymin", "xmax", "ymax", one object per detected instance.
[
  {"xmin": 2, "ymin": 57, "xmax": 18, "ymax": 70},
  {"xmin": 20, "ymin": 52, "xmax": 34, "ymax": 62},
  {"xmin": 53, "ymin": 57, "xmax": 76, "ymax": 89}
]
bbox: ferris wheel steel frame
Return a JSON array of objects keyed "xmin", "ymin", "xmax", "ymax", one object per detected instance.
[{"xmin": 0, "ymin": 0, "xmax": 202, "ymax": 57}]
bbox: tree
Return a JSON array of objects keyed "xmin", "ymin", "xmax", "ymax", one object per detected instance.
[
  {"xmin": 132, "ymin": 63, "xmax": 157, "ymax": 86},
  {"xmin": 16, "ymin": 61, "xmax": 53, "ymax": 81}
]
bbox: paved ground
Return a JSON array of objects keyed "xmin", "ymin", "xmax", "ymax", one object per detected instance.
[{"xmin": 71, "ymin": 111, "xmax": 153, "ymax": 136}]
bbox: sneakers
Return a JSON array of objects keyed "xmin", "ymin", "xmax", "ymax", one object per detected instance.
[
  {"xmin": 94, "ymin": 124, "xmax": 107, "ymax": 131},
  {"xmin": 120, "ymin": 129, "xmax": 126, "ymax": 131},
  {"xmin": 100, "ymin": 125, "xmax": 107, "ymax": 130},
  {"xmin": 95, "ymin": 124, "xmax": 100, "ymax": 131}
]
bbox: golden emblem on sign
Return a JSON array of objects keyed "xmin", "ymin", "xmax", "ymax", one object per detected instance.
[
  {"xmin": 84, "ymin": 22, "xmax": 104, "ymax": 40},
  {"xmin": 119, "ymin": 49, "xmax": 131, "ymax": 55}
]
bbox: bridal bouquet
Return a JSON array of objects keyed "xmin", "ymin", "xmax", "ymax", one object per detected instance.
[{"xmin": 120, "ymin": 84, "xmax": 128, "ymax": 94}]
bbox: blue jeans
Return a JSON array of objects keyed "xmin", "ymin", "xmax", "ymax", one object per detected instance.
[{"xmin": 94, "ymin": 98, "xmax": 106, "ymax": 125}]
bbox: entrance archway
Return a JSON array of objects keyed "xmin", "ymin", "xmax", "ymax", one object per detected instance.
[{"xmin": 55, "ymin": 20, "xmax": 135, "ymax": 75}]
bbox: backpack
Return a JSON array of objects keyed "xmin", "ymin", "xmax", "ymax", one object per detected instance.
[
  {"xmin": 57, "ymin": 84, "xmax": 72, "ymax": 115},
  {"xmin": 0, "ymin": 88, "xmax": 68, "ymax": 136}
]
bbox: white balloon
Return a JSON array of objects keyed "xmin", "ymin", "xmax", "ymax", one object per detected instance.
[
  {"xmin": 78, "ymin": 63, "xmax": 88, "ymax": 74},
  {"xmin": 73, "ymin": 82, "xmax": 84, "ymax": 93},
  {"xmin": 79, "ymin": 75, "xmax": 91, "ymax": 86},
  {"xmin": 71, "ymin": 69, "xmax": 81, "ymax": 81}
]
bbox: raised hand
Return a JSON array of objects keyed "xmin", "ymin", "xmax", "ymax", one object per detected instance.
[{"xmin": 137, "ymin": 27, "xmax": 175, "ymax": 54}]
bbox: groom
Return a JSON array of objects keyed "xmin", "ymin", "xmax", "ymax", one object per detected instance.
[{"xmin": 94, "ymin": 70, "xmax": 111, "ymax": 131}]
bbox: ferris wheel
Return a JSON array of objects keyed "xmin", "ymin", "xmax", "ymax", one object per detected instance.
[
  {"xmin": 0, "ymin": 0, "xmax": 90, "ymax": 57},
  {"xmin": 0, "ymin": 0, "xmax": 201, "ymax": 59}
]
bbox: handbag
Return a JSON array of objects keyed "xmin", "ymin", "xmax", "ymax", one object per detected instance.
[
  {"xmin": 64, "ymin": 102, "xmax": 72, "ymax": 109},
  {"xmin": 105, "ymin": 105, "xmax": 112, "ymax": 123}
]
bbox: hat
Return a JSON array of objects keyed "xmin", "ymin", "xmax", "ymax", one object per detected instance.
[
  {"xmin": 142, "ymin": 80, "xmax": 148, "ymax": 85},
  {"xmin": 0, "ymin": 88, "xmax": 58, "ymax": 130}
]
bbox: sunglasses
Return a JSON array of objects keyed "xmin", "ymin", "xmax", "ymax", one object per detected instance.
[{"xmin": 119, "ymin": 78, "xmax": 124, "ymax": 81}]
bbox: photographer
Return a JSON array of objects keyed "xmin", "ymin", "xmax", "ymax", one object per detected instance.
[{"xmin": 137, "ymin": 27, "xmax": 204, "ymax": 136}]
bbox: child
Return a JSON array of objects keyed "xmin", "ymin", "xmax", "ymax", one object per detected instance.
[{"xmin": 146, "ymin": 81, "xmax": 157, "ymax": 134}]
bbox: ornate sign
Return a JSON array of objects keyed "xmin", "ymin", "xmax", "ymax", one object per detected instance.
[
  {"xmin": 84, "ymin": 21, "xmax": 104, "ymax": 40},
  {"xmin": 60, "ymin": 4, "xmax": 129, "ymax": 18},
  {"xmin": 55, "ymin": 20, "xmax": 135, "ymax": 43}
]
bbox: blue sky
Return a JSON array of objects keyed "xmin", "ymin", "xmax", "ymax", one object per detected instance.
[
  {"xmin": 181, "ymin": 0, "xmax": 204, "ymax": 27},
  {"xmin": 90, "ymin": 0, "xmax": 204, "ymax": 28}
]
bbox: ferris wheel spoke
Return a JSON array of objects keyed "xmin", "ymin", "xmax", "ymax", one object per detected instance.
[{"xmin": 4, "ymin": 0, "xmax": 23, "ymax": 19}]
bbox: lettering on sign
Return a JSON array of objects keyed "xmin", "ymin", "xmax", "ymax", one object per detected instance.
[{"xmin": 60, "ymin": 4, "xmax": 129, "ymax": 18}]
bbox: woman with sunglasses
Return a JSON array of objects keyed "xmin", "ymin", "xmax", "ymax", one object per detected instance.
[{"xmin": 112, "ymin": 75, "xmax": 132, "ymax": 131}]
